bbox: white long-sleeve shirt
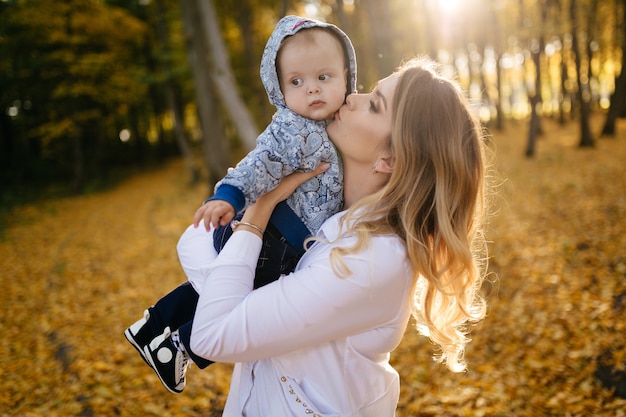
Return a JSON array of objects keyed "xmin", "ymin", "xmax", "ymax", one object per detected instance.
[{"xmin": 177, "ymin": 211, "xmax": 415, "ymax": 417}]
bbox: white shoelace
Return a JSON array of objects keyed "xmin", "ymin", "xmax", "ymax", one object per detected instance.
[{"xmin": 170, "ymin": 329, "xmax": 187, "ymax": 354}]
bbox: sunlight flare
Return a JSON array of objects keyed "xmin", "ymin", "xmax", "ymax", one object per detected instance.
[{"xmin": 437, "ymin": 0, "xmax": 463, "ymax": 13}]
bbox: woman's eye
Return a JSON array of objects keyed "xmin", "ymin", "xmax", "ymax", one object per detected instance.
[
  {"xmin": 291, "ymin": 78, "xmax": 303, "ymax": 86},
  {"xmin": 319, "ymin": 74, "xmax": 330, "ymax": 81},
  {"xmin": 369, "ymin": 99, "xmax": 378, "ymax": 113}
]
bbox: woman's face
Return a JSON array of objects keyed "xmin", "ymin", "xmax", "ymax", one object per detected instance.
[{"xmin": 326, "ymin": 73, "xmax": 398, "ymax": 166}]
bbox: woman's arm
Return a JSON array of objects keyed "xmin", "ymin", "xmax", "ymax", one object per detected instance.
[
  {"xmin": 190, "ymin": 229, "xmax": 411, "ymax": 362},
  {"xmin": 188, "ymin": 163, "xmax": 412, "ymax": 362},
  {"xmin": 233, "ymin": 162, "xmax": 331, "ymax": 236}
]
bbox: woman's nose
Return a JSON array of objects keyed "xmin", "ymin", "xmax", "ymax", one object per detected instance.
[{"xmin": 345, "ymin": 93, "xmax": 358, "ymax": 109}]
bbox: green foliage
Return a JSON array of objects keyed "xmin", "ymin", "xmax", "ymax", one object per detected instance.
[{"xmin": 0, "ymin": 0, "xmax": 152, "ymax": 197}]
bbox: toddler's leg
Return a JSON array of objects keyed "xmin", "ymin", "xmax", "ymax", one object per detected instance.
[
  {"xmin": 140, "ymin": 306, "xmax": 212, "ymax": 395},
  {"xmin": 124, "ymin": 282, "xmax": 198, "ymax": 367},
  {"xmin": 253, "ymin": 221, "xmax": 304, "ymax": 287},
  {"xmin": 178, "ymin": 321, "xmax": 213, "ymax": 369},
  {"xmin": 126, "ymin": 223, "xmax": 218, "ymax": 393},
  {"xmin": 213, "ymin": 213, "xmax": 303, "ymax": 288},
  {"xmin": 137, "ymin": 215, "xmax": 306, "ymax": 393}
]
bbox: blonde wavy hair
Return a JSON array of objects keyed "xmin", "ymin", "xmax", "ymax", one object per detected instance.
[{"xmin": 329, "ymin": 57, "xmax": 490, "ymax": 372}]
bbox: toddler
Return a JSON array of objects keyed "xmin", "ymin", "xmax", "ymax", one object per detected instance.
[{"xmin": 124, "ymin": 15, "xmax": 357, "ymax": 394}]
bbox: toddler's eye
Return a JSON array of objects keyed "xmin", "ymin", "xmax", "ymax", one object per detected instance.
[
  {"xmin": 319, "ymin": 74, "xmax": 330, "ymax": 81},
  {"xmin": 369, "ymin": 100, "xmax": 378, "ymax": 113},
  {"xmin": 291, "ymin": 78, "xmax": 303, "ymax": 87}
]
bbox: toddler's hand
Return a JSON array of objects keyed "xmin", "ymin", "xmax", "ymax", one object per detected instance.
[{"xmin": 193, "ymin": 200, "xmax": 235, "ymax": 231}]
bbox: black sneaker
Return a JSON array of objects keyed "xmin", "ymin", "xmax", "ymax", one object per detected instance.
[
  {"xmin": 124, "ymin": 309, "xmax": 154, "ymax": 368},
  {"xmin": 143, "ymin": 327, "xmax": 190, "ymax": 394}
]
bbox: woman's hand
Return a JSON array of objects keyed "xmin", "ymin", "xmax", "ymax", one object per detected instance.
[
  {"xmin": 238, "ymin": 163, "xmax": 331, "ymax": 235},
  {"xmin": 262, "ymin": 163, "xmax": 331, "ymax": 206}
]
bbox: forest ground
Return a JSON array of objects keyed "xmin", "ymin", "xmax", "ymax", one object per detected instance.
[{"xmin": 1, "ymin": 114, "xmax": 625, "ymax": 417}]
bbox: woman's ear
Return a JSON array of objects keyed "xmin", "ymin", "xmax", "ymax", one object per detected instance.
[{"xmin": 375, "ymin": 154, "xmax": 395, "ymax": 174}]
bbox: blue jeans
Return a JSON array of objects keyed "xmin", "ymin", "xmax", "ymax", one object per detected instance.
[{"xmin": 213, "ymin": 213, "xmax": 304, "ymax": 288}]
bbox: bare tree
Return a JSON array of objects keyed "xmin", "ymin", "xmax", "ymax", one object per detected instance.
[
  {"xmin": 155, "ymin": 0, "xmax": 199, "ymax": 184},
  {"xmin": 525, "ymin": 38, "xmax": 542, "ymax": 157},
  {"xmin": 558, "ymin": 36, "xmax": 569, "ymax": 125},
  {"xmin": 361, "ymin": 0, "xmax": 396, "ymax": 80},
  {"xmin": 525, "ymin": 1, "xmax": 548, "ymax": 157},
  {"xmin": 490, "ymin": 3, "xmax": 505, "ymax": 131},
  {"xmin": 180, "ymin": 0, "xmax": 231, "ymax": 186},
  {"xmin": 570, "ymin": 0, "xmax": 595, "ymax": 147},
  {"xmin": 601, "ymin": 0, "xmax": 626, "ymax": 137},
  {"xmin": 196, "ymin": 0, "xmax": 259, "ymax": 150},
  {"xmin": 232, "ymin": 0, "xmax": 266, "ymax": 116}
]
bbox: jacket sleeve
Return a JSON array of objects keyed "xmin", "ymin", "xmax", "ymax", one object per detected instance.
[
  {"xmin": 189, "ymin": 228, "xmax": 412, "ymax": 363},
  {"xmin": 214, "ymin": 112, "xmax": 314, "ymax": 210}
]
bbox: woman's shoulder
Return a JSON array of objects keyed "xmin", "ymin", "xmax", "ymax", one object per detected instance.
[
  {"xmin": 316, "ymin": 212, "xmax": 410, "ymax": 273},
  {"xmin": 320, "ymin": 212, "xmax": 406, "ymax": 249},
  {"xmin": 369, "ymin": 232, "xmax": 407, "ymax": 256}
]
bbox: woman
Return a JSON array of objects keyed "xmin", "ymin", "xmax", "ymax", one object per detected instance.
[{"xmin": 182, "ymin": 57, "xmax": 490, "ymax": 416}]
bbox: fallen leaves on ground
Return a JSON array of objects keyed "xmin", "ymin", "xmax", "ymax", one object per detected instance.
[{"xmin": 1, "ymin": 116, "xmax": 625, "ymax": 416}]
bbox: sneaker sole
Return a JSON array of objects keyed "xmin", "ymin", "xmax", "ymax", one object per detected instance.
[
  {"xmin": 143, "ymin": 343, "xmax": 183, "ymax": 394},
  {"xmin": 124, "ymin": 328, "xmax": 153, "ymax": 369}
]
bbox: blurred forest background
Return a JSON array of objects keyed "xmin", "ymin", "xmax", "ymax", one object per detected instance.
[
  {"xmin": 1, "ymin": 0, "xmax": 625, "ymax": 203},
  {"xmin": 1, "ymin": 0, "xmax": 626, "ymax": 416}
]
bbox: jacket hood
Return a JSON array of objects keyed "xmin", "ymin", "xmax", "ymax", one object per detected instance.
[{"xmin": 260, "ymin": 15, "xmax": 357, "ymax": 109}]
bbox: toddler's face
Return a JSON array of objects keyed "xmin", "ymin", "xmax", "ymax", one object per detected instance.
[{"xmin": 278, "ymin": 30, "xmax": 348, "ymax": 121}]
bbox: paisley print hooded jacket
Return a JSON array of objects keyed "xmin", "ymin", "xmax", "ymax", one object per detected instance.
[{"xmin": 209, "ymin": 15, "xmax": 357, "ymax": 236}]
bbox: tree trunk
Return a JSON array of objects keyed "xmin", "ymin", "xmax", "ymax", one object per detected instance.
[
  {"xmin": 0, "ymin": 111, "xmax": 12, "ymax": 168},
  {"xmin": 525, "ymin": 39, "xmax": 542, "ymax": 157},
  {"xmin": 421, "ymin": 0, "xmax": 438, "ymax": 59},
  {"xmin": 155, "ymin": 0, "xmax": 199, "ymax": 184},
  {"xmin": 491, "ymin": 6, "xmax": 504, "ymax": 131},
  {"xmin": 234, "ymin": 0, "xmax": 267, "ymax": 118},
  {"xmin": 137, "ymin": 4, "xmax": 167, "ymax": 158},
  {"xmin": 559, "ymin": 49, "xmax": 568, "ymax": 125},
  {"xmin": 493, "ymin": 53, "xmax": 504, "ymax": 131},
  {"xmin": 334, "ymin": 0, "xmax": 347, "ymax": 29},
  {"xmin": 601, "ymin": 0, "xmax": 626, "ymax": 137},
  {"xmin": 570, "ymin": 0, "xmax": 595, "ymax": 148},
  {"xmin": 526, "ymin": 97, "xmax": 540, "ymax": 157},
  {"xmin": 65, "ymin": 9, "xmax": 84, "ymax": 194},
  {"xmin": 362, "ymin": 0, "xmax": 396, "ymax": 79},
  {"xmin": 524, "ymin": 0, "xmax": 549, "ymax": 157},
  {"xmin": 196, "ymin": 0, "xmax": 258, "ymax": 150},
  {"xmin": 71, "ymin": 128, "xmax": 84, "ymax": 194},
  {"xmin": 281, "ymin": 0, "xmax": 289, "ymax": 17},
  {"xmin": 180, "ymin": 0, "xmax": 230, "ymax": 187}
]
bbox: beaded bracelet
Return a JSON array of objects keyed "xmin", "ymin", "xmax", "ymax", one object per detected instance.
[{"xmin": 231, "ymin": 220, "xmax": 265, "ymax": 235}]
